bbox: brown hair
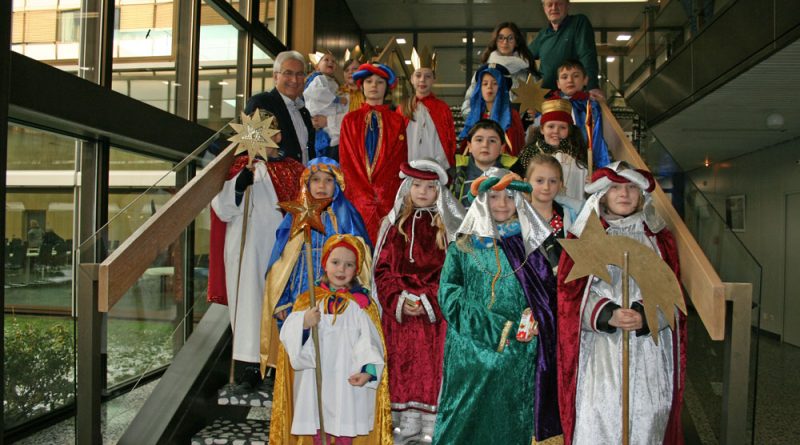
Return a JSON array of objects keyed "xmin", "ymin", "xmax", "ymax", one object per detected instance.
[
  {"xmin": 395, "ymin": 193, "xmax": 447, "ymax": 250},
  {"xmin": 557, "ymin": 59, "xmax": 587, "ymax": 77},
  {"xmin": 480, "ymin": 22, "xmax": 536, "ymax": 73}
]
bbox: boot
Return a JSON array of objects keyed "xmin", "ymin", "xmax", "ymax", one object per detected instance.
[
  {"xmin": 420, "ymin": 413, "xmax": 437, "ymax": 443},
  {"xmin": 392, "ymin": 411, "xmax": 422, "ymax": 444}
]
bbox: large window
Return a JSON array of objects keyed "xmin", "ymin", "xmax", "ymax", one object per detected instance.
[
  {"xmin": 4, "ymin": 124, "xmax": 79, "ymax": 429},
  {"xmin": 198, "ymin": 1, "xmax": 240, "ymax": 130},
  {"xmin": 106, "ymin": 148, "xmax": 180, "ymax": 388}
]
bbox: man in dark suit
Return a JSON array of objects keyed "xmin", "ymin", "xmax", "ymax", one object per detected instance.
[{"xmin": 245, "ymin": 50, "xmax": 315, "ymax": 164}]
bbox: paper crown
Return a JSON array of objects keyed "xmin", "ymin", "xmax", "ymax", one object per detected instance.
[
  {"xmin": 344, "ymin": 45, "xmax": 367, "ymax": 64},
  {"xmin": 540, "ymin": 99, "xmax": 574, "ymax": 125},
  {"xmin": 411, "ymin": 47, "xmax": 437, "ymax": 72},
  {"xmin": 309, "ymin": 50, "xmax": 335, "ymax": 66}
]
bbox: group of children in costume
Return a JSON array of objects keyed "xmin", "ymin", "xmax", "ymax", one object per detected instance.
[{"xmin": 208, "ymin": 37, "xmax": 686, "ymax": 445}]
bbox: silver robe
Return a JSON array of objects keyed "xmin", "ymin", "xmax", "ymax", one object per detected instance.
[{"xmin": 573, "ymin": 212, "xmax": 678, "ymax": 445}]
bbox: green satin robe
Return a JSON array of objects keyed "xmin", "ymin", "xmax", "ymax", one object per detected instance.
[{"xmin": 433, "ymin": 242, "xmax": 537, "ymax": 445}]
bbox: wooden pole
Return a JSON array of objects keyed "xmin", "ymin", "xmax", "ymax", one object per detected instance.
[
  {"xmin": 303, "ymin": 227, "xmax": 327, "ymax": 445},
  {"xmin": 622, "ymin": 251, "xmax": 630, "ymax": 445},
  {"xmin": 229, "ymin": 182, "xmax": 252, "ymax": 385}
]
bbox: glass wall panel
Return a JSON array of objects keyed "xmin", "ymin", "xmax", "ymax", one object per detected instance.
[
  {"xmin": 251, "ymin": 43, "xmax": 275, "ymax": 96},
  {"xmin": 4, "ymin": 124, "xmax": 78, "ymax": 429},
  {"xmin": 106, "ymin": 147, "xmax": 179, "ymax": 388},
  {"xmin": 112, "ymin": 0, "xmax": 178, "ymax": 112},
  {"xmin": 11, "ymin": 0, "xmax": 86, "ymax": 75},
  {"xmin": 198, "ymin": 1, "xmax": 239, "ymax": 130}
]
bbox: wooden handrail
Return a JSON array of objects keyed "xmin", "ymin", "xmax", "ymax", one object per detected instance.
[
  {"xmin": 600, "ymin": 102, "xmax": 726, "ymax": 340},
  {"xmin": 98, "ymin": 143, "xmax": 235, "ymax": 312}
]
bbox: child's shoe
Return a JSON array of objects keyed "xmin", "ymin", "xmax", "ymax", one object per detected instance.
[
  {"xmin": 420, "ymin": 413, "xmax": 436, "ymax": 443},
  {"xmin": 392, "ymin": 411, "xmax": 421, "ymax": 444}
]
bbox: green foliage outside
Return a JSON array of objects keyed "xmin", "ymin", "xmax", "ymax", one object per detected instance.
[{"xmin": 4, "ymin": 316, "xmax": 74, "ymax": 428}]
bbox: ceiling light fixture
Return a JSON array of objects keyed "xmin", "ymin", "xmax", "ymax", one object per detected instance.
[
  {"xmin": 616, "ymin": 34, "xmax": 632, "ymax": 41},
  {"xmin": 766, "ymin": 113, "xmax": 785, "ymax": 129},
  {"xmin": 606, "ymin": 56, "xmax": 616, "ymax": 62},
  {"xmin": 404, "ymin": 60, "xmax": 412, "ymax": 65},
  {"xmin": 396, "ymin": 38, "xmax": 407, "ymax": 44}
]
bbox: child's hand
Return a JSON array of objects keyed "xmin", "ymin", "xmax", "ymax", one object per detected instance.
[
  {"xmin": 402, "ymin": 302, "xmax": 425, "ymax": 317},
  {"xmin": 609, "ymin": 308, "xmax": 643, "ymax": 332},
  {"xmin": 275, "ymin": 310, "xmax": 288, "ymax": 321},
  {"xmin": 348, "ymin": 372, "xmax": 371, "ymax": 387},
  {"xmin": 303, "ymin": 307, "xmax": 321, "ymax": 329},
  {"xmin": 311, "ymin": 115, "xmax": 328, "ymax": 130}
]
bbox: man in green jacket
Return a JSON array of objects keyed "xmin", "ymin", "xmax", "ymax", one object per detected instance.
[{"xmin": 529, "ymin": 0, "xmax": 604, "ymax": 100}]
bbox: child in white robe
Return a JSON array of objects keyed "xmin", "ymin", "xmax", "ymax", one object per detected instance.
[{"xmin": 279, "ymin": 234, "xmax": 387, "ymax": 445}]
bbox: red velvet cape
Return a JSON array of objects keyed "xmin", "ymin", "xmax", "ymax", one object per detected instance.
[
  {"xmin": 374, "ymin": 213, "xmax": 447, "ymax": 410},
  {"xmin": 207, "ymin": 155, "xmax": 304, "ymax": 305},
  {"xmin": 399, "ymin": 94, "xmax": 457, "ymax": 168},
  {"xmin": 556, "ymin": 221, "xmax": 687, "ymax": 445},
  {"xmin": 339, "ymin": 103, "xmax": 408, "ymax": 244}
]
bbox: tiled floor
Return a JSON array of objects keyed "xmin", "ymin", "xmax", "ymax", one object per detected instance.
[{"xmin": 11, "ymin": 311, "xmax": 800, "ymax": 444}]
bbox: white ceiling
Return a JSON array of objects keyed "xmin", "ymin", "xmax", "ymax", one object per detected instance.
[{"xmin": 650, "ymin": 39, "xmax": 800, "ymax": 171}]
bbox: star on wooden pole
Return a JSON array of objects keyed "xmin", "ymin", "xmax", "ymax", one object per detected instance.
[
  {"xmin": 228, "ymin": 109, "xmax": 280, "ymax": 165},
  {"xmin": 558, "ymin": 211, "xmax": 687, "ymax": 344},
  {"xmin": 278, "ymin": 193, "xmax": 333, "ymax": 239},
  {"xmin": 511, "ymin": 74, "xmax": 550, "ymax": 114}
]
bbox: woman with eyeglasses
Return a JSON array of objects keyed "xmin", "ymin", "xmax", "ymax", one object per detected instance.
[{"xmin": 461, "ymin": 22, "xmax": 538, "ymax": 119}]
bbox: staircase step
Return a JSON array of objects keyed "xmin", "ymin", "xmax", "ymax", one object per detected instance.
[
  {"xmin": 191, "ymin": 418, "xmax": 270, "ymax": 445},
  {"xmin": 217, "ymin": 380, "xmax": 273, "ymax": 408}
]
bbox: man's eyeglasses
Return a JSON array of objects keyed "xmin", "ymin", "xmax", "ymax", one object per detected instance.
[
  {"xmin": 496, "ymin": 35, "xmax": 515, "ymax": 43},
  {"xmin": 277, "ymin": 70, "xmax": 306, "ymax": 78}
]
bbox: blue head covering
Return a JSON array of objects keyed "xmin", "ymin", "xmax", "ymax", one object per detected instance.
[
  {"xmin": 459, "ymin": 63, "xmax": 512, "ymax": 139},
  {"xmin": 267, "ymin": 157, "xmax": 371, "ymax": 272}
]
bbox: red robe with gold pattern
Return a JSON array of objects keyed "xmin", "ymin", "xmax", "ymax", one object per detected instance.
[
  {"xmin": 207, "ymin": 155, "xmax": 304, "ymax": 305},
  {"xmin": 339, "ymin": 103, "xmax": 408, "ymax": 244},
  {"xmin": 374, "ymin": 212, "xmax": 447, "ymax": 412}
]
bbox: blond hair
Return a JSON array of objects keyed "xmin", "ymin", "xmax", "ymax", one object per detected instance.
[
  {"xmin": 525, "ymin": 153, "xmax": 563, "ymax": 182},
  {"xmin": 396, "ymin": 193, "xmax": 447, "ymax": 250}
]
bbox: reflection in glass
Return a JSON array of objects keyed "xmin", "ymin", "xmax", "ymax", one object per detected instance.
[
  {"xmin": 106, "ymin": 147, "xmax": 181, "ymax": 388},
  {"xmin": 112, "ymin": 1, "xmax": 178, "ymax": 112},
  {"xmin": 198, "ymin": 1, "xmax": 239, "ymax": 130},
  {"xmin": 4, "ymin": 124, "xmax": 78, "ymax": 428}
]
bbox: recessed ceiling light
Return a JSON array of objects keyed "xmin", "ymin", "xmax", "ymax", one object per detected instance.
[
  {"xmin": 404, "ymin": 60, "xmax": 412, "ymax": 65},
  {"xmin": 396, "ymin": 38, "xmax": 407, "ymax": 44},
  {"xmin": 218, "ymin": 81, "xmax": 229, "ymax": 86},
  {"xmin": 462, "ymin": 37, "xmax": 476, "ymax": 44},
  {"xmin": 606, "ymin": 56, "xmax": 616, "ymax": 62},
  {"xmin": 616, "ymin": 34, "xmax": 632, "ymax": 41}
]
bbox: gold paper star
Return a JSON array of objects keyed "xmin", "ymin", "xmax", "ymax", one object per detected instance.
[
  {"xmin": 229, "ymin": 109, "xmax": 281, "ymax": 163},
  {"xmin": 511, "ymin": 75, "xmax": 550, "ymax": 114},
  {"xmin": 559, "ymin": 211, "xmax": 687, "ymax": 344},
  {"xmin": 279, "ymin": 193, "xmax": 333, "ymax": 239}
]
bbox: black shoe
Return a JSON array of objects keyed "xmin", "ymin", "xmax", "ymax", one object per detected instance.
[{"xmin": 232, "ymin": 365, "xmax": 261, "ymax": 395}]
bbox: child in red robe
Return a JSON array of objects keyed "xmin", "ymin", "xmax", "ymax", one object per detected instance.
[
  {"xmin": 399, "ymin": 48, "xmax": 457, "ymax": 170},
  {"xmin": 339, "ymin": 63, "xmax": 408, "ymax": 244},
  {"xmin": 372, "ymin": 160, "xmax": 465, "ymax": 443}
]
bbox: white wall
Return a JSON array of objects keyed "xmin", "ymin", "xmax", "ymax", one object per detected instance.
[{"xmin": 687, "ymin": 138, "xmax": 800, "ymax": 336}]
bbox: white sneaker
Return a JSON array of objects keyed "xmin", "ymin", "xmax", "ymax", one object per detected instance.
[
  {"xmin": 393, "ymin": 411, "xmax": 422, "ymax": 444},
  {"xmin": 419, "ymin": 413, "xmax": 436, "ymax": 443}
]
